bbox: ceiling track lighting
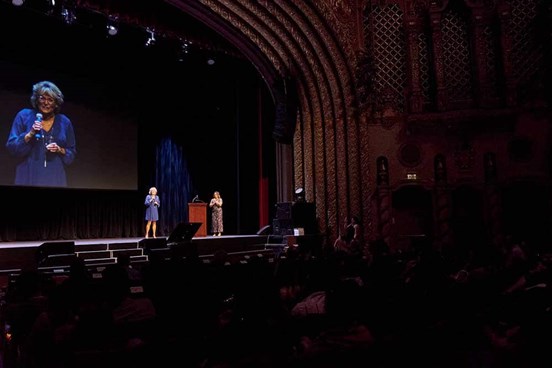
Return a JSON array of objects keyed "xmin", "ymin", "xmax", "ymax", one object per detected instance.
[
  {"xmin": 10, "ymin": 1, "xmax": 214, "ymax": 63},
  {"xmin": 106, "ymin": 15, "xmax": 119, "ymax": 36},
  {"xmin": 61, "ymin": 6, "xmax": 76, "ymax": 25},
  {"xmin": 177, "ymin": 39, "xmax": 192, "ymax": 61},
  {"xmin": 145, "ymin": 28, "xmax": 156, "ymax": 47}
]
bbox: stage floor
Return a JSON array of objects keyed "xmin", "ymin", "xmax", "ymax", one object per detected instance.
[
  {"xmin": 0, "ymin": 237, "xmax": 147, "ymax": 249},
  {"xmin": 0, "ymin": 234, "xmax": 258, "ymax": 249}
]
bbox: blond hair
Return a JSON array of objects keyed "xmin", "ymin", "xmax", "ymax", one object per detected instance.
[{"xmin": 30, "ymin": 81, "xmax": 64, "ymax": 114}]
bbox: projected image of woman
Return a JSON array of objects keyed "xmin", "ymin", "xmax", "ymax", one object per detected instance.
[{"xmin": 6, "ymin": 81, "xmax": 76, "ymax": 187}]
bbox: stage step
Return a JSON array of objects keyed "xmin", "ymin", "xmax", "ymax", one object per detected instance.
[
  {"xmin": 77, "ymin": 250, "xmax": 111, "ymax": 260},
  {"xmin": 38, "ymin": 253, "xmax": 77, "ymax": 268},
  {"xmin": 112, "ymin": 248, "xmax": 144, "ymax": 258},
  {"xmin": 130, "ymin": 255, "xmax": 148, "ymax": 263},
  {"xmin": 108, "ymin": 242, "xmax": 140, "ymax": 250},
  {"xmin": 77, "ymin": 243, "xmax": 108, "ymax": 252},
  {"xmin": 84, "ymin": 257, "xmax": 117, "ymax": 266}
]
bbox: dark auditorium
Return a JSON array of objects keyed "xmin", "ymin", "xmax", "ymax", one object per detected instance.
[{"xmin": 0, "ymin": 1, "xmax": 551, "ymax": 367}]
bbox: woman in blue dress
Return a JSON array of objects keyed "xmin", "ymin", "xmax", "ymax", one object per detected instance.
[
  {"xmin": 6, "ymin": 81, "xmax": 76, "ymax": 187},
  {"xmin": 144, "ymin": 187, "xmax": 160, "ymax": 238}
]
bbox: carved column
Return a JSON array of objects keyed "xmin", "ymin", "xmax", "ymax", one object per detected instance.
[
  {"xmin": 484, "ymin": 152, "xmax": 503, "ymax": 248},
  {"xmin": 429, "ymin": 1, "xmax": 449, "ymax": 111},
  {"xmin": 376, "ymin": 156, "xmax": 391, "ymax": 245},
  {"xmin": 404, "ymin": 2, "xmax": 425, "ymax": 113},
  {"xmin": 469, "ymin": 3, "xmax": 494, "ymax": 107},
  {"xmin": 434, "ymin": 154, "xmax": 452, "ymax": 251},
  {"xmin": 497, "ymin": 1, "xmax": 517, "ymax": 107}
]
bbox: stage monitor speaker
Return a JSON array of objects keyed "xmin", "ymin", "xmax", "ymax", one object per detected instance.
[
  {"xmin": 139, "ymin": 238, "xmax": 168, "ymax": 254},
  {"xmin": 167, "ymin": 222, "xmax": 201, "ymax": 246},
  {"xmin": 272, "ymin": 218, "xmax": 293, "ymax": 236},
  {"xmin": 36, "ymin": 241, "xmax": 75, "ymax": 265}
]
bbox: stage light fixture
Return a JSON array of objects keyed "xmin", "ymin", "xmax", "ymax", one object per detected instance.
[
  {"xmin": 107, "ymin": 24, "xmax": 118, "ymax": 36},
  {"xmin": 177, "ymin": 39, "xmax": 191, "ymax": 62},
  {"xmin": 106, "ymin": 15, "xmax": 119, "ymax": 36},
  {"xmin": 12, "ymin": 0, "xmax": 25, "ymax": 6},
  {"xmin": 145, "ymin": 28, "xmax": 156, "ymax": 47},
  {"xmin": 61, "ymin": 6, "xmax": 76, "ymax": 25},
  {"xmin": 181, "ymin": 40, "xmax": 190, "ymax": 54},
  {"xmin": 294, "ymin": 187, "xmax": 305, "ymax": 202},
  {"xmin": 206, "ymin": 57, "xmax": 215, "ymax": 66}
]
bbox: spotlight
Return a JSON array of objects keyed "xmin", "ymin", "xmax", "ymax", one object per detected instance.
[
  {"xmin": 106, "ymin": 15, "xmax": 118, "ymax": 36},
  {"xmin": 206, "ymin": 57, "xmax": 215, "ymax": 66},
  {"xmin": 61, "ymin": 6, "xmax": 76, "ymax": 25},
  {"xmin": 12, "ymin": 0, "xmax": 25, "ymax": 6},
  {"xmin": 294, "ymin": 187, "xmax": 305, "ymax": 202},
  {"xmin": 181, "ymin": 40, "xmax": 190, "ymax": 54},
  {"xmin": 107, "ymin": 24, "xmax": 118, "ymax": 36},
  {"xmin": 178, "ymin": 39, "xmax": 190, "ymax": 62},
  {"xmin": 145, "ymin": 28, "xmax": 156, "ymax": 47}
]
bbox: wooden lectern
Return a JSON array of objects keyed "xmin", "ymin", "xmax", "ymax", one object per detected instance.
[{"xmin": 188, "ymin": 202, "xmax": 208, "ymax": 237}]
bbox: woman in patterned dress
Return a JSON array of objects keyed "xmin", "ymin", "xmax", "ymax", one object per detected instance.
[{"xmin": 209, "ymin": 191, "xmax": 223, "ymax": 236}]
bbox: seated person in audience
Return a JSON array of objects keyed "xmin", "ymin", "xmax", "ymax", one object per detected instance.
[
  {"xmin": 117, "ymin": 253, "xmax": 142, "ymax": 282},
  {"xmin": 103, "ymin": 264, "xmax": 157, "ymax": 350},
  {"xmin": 333, "ymin": 215, "xmax": 363, "ymax": 256}
]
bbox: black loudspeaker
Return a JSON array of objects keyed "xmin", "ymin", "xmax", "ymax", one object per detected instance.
[
  {"xmin": 292, "ymin": 202, "xmax": 317, "ymax": 234},
  {"xmin": 273, "ymin": 218, "xmax": 293, "ymax": 236},
  {"xmin": 256, "ymin": 224, "xmax": 273, "ymax": 235},
  {"xmin": 36, "ymin": 241, "xmax": 75, "ymax": 265},
  {"xmin": 273, "ymin": 202, "xmax": 317, "ymax": 235},
  {"xmin": 276, "ymin": 202, "xmax": 293, "ymax": 220}
]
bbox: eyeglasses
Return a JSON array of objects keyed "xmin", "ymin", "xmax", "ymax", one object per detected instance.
[{"xmin": 38, "ymin": 95, "xmax": 55, "ymax": 104}]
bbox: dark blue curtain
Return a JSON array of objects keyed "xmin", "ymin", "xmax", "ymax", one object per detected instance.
[{"xmin": 155, "ymin": 137, "xmax": 195, "ymax": 236}]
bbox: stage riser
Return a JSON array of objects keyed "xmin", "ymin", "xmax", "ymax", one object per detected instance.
[{"xmin": 0, "ymin": 235, "xmax": 271, "ymax": 272}]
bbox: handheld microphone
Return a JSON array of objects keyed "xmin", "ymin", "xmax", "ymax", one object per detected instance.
[{"xmin": 35, "ymin": 113, "xmax": 43, "ymax": 139}]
